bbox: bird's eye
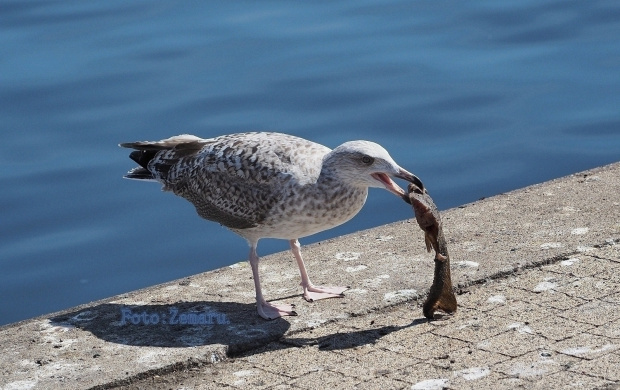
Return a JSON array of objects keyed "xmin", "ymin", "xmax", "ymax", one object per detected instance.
[{"xmin": 361, "ymin": 155, "xmax": 374, "ymax": 165}]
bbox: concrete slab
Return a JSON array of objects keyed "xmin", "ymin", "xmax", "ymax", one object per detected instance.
[{"xmin": 1, "ymin": 161, "xmax": 619, "ymax": 389}]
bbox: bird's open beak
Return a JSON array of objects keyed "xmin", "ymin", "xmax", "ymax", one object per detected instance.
[
  {"xmin": 395, "ymin": 168, "xmax": 424, "ymax": 193},
  {"xmin": 371, "ymin": 167, "xmax": 424, "ymax": 205}
]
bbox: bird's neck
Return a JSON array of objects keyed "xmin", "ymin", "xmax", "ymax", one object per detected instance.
[
  {"xmin": 317, "ymin": 165, "xmax": 350, "ymax": 191},
  {"xmin": 318, "ymin": 153, "xmax": 358, "ymax": 189},
  {"xmin": 315, "ymin": 165, "xmax": 368, "ymax": 212}
]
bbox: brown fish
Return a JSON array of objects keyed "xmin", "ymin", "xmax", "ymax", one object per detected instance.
[{"xmin": 406, "ymin": 183, "xmax": 457, "ymax": 319}]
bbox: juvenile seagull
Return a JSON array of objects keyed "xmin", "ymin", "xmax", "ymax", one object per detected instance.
[{"xmin": 120, "ymin": 132, "xmax": 423, "ymax": 320}]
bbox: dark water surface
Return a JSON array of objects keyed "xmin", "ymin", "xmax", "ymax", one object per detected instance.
[{"xmin": 1, "ymin": 1, "xmax": 619, "ymax": 325}]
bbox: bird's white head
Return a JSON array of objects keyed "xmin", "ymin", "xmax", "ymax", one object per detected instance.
[{"xmin": 323, "ymin": 140, "xmax": 424, "ymax": 199}]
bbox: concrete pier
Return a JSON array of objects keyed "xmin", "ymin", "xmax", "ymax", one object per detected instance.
[{"xmin": 2, "ymin": 162, "xmax": 619, "ymax": 390}]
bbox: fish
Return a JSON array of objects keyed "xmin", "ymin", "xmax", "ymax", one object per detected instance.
[{"xmin": 406, "ymin": 183, "xmax": 457, "ymax": 319}]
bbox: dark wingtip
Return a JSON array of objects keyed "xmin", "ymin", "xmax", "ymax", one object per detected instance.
[
  {"xmin": 129, "ymin": 150, "xmax": 157, "ymax": 169},
  {"xmin": 129, "ymin": 150, "xmax": 142, "ymax": 164},
  {"xmin": 123, "ymin": 167, "xmax": 154, "ymax": 180}
]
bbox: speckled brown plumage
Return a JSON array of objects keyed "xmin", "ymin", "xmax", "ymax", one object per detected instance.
[{"xmin": 121, "ymin": 131, "xmax": 422, "ymax": 320}]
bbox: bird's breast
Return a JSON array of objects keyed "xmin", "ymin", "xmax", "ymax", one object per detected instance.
[{"xmin": 236, "ymin": 185, "xmax": 368, "ymax": 240}]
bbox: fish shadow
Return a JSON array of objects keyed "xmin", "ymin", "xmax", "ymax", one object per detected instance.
[
  {"xmin": 279, "ymin": 318, "xmax": 429, "ymax": 352},
  {"xmin": 49, "ymin": 301, "xmax": 290, "ymax": 355}
]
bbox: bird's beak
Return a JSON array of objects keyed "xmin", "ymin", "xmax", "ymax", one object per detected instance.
[
  {"xmin": 395, "ymin": 167, "xmax": 424, "ymax": 193},
  {"xmin": 395, "ymin": 167, "xmax": 424, "ymax": 205},
  {"xmin": 371, "ymin": 167, "xmax": 424, "ymax": 205}
]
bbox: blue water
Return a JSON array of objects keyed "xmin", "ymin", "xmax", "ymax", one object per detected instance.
[{"xmin": 1, "ymin": 1, "xmax": 619, "ymax": 326}]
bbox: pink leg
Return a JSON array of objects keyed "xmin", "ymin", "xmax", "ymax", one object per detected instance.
[
  {"xmin": 248, "ymin": 243, "xmax": 297, "ymax": 320},
  {"xmin": 289, "ymin": 239, "xmax": 349, "ymax": 302}
]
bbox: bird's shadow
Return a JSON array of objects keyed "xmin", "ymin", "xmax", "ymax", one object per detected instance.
[
  {"xmin": 50, "ymin": 301, "xmax": 431, "ymax": 357},
  {"xmin": 50, "ymin": 301, "xmax": 289, "ymax": 355}
]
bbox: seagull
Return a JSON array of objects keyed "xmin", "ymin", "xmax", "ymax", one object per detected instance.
[{"xmin": 120, "ymin": 132, "xmax": 423, "ymax": 319}]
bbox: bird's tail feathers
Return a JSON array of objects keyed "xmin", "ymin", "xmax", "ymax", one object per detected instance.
[
  {"xmin": 120, "ymin": 134, "xmax": 205, "ymax": 181},
  {"xmin": 119, "ymin": 134, "xmax": 203, "ymax": 151}
]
